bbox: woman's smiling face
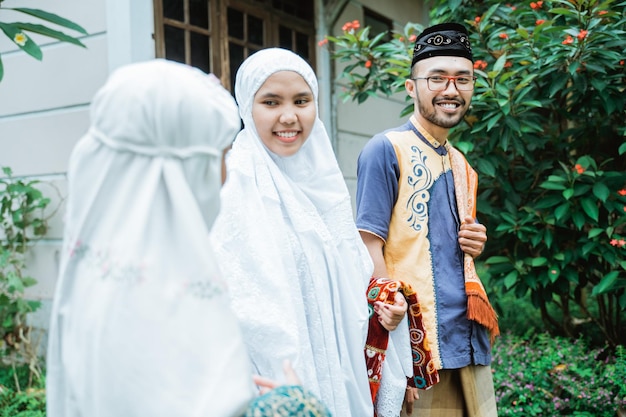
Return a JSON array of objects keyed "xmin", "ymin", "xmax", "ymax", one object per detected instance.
[{"xmin": 251, "ymin": 70, "xmax": 316, "ymax": 157}]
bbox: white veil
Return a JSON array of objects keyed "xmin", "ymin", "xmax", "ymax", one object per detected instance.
[
  {"xmin": 211, "ymin": 48, "xmax": 374, "ymax": 417},
  {"xmin": 46, "ymin": 59, "xmax": 255, "ymax": 417}
]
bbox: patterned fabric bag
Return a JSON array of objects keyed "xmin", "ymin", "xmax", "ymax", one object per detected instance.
[{"xmin": 365, "ymin": 277, "xmax": 440, "ymax": 408}]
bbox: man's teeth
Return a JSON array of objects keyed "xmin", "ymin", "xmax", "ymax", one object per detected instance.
[{"xmin": 439, "ymin": 103, "xmax": 458, "ymax": 109}]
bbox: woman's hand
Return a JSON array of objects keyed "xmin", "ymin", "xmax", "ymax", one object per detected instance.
[
  {"xmin": 252, "ymin": 360, "xmax": 300, "ymax": 395},
  {"xmin": 404, "ymin": 386, "xmax": 420, "ymax": 415},
  {"xmin": 374, "ymin": 292, "xmax": 407, "ymax": 331}
]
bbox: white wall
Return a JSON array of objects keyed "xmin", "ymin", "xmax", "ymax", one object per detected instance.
[
  {"xmin": 329, "ymin": 0, "xmax": 427, "ymax": 208},
  {"xmin": 0, "ymin": 0, "xmax": 155, "ymax": 339},
  {"xmin": 0, "ymin": 0, "xmax": 425, "ymax": 341}
]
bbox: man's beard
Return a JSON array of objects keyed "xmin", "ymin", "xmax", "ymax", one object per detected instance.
[{"xmin": 417, "ymin": 96, "xmax": 469, "ymax": 129}]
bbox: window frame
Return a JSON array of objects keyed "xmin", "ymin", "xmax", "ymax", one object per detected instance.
[{"xmin": 153, "ymin": 0, "xmax": 315, "ymax": 91}]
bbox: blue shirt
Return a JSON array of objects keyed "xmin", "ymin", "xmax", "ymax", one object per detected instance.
[{"xmin": 356, "ymin": 117, "xmax": 491, "ymax": 369}]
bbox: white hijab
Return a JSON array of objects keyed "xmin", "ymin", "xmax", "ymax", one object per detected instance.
[
  {"xmin": 211, "ymin": 48, "xmax": 374, "ymax": 417},
  {"xmin": 46, "ymin": 59, "xmax": 255, "ymax": 417}
]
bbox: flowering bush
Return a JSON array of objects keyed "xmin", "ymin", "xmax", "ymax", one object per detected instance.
[
  {"xmin": 0, "ymin": 2, "xmax": 87, "ymax": 81},
  {"xmin": 492, "ymin": 332, "xmax": 626, "ymax": 416},
  {"xmin": 323, "ymin": 0, "xmax": 626, "ymax": 347}
]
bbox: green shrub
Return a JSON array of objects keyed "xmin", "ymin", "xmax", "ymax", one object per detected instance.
[
  {"xmin": 0, "ymin": 365, "xmax": 45, "ymax": 417},
  {"xmin": 493, "ymin": 332, "xmax": 626, "ymax": 416},
  {"xmin": 1, "ymin": 167, "xmax": 57, "ymax": 383},
  {"xmin": 325, "ymin": 0, "xmax": 626, "ymax": 347}
]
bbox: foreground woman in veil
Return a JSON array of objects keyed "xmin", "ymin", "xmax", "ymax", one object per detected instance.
[
  {"xmin": 46, "ymin": 59, "xmax": 329, "ymax": 417},
  {"xmin": 211, "ymin": 48, "xmax": 376, "ymax": 417}
]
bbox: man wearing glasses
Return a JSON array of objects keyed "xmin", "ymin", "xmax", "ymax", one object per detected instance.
[{"xmin": 356, "ymin": 23, "xmax": 499, "ymax": 417}]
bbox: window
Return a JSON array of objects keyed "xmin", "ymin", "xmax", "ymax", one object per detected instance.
[
  {"xmin": 154, "ymin": 0, "xmax": 214, "ymax": 74},
  {"xmin": 364, "ymin": 7, "xmax": 392, "ymax": 42},
  {"xmin": 153, "ymin": 0, "xmax": 315, "ymax": 91}
]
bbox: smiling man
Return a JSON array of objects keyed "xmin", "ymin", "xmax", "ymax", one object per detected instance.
[{"xmin": 356, "ymin": 23, "xmax": 499, "ymax": 417}]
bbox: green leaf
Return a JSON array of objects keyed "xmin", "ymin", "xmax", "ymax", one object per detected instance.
[
  {"xmin": 477, "ymin": 158, "xmax": 496, "ymax": 177},
  {"xmin": 21, "ymin": 276, "xmax": 38, "ymax": 288},
  {"xmin": 534, "ymin": 195, "xmax": 562, "ymax": 209},
  {"xmin": 516, "ymin": 27, "xmax": 529, "ymax": 40},
  {"xmin": 548, "ymin": 175, "xmax": 567, "ymax": 182},
  {"xmin": 530, "ymin": 257, "xmax": 548, "ymax": 267},
  {"xmin": 493, "ymin": 53, "xmax": 508, "ymax": 73},
  {"xmin": 486, "ymin": 113, "xmax": 502, "ymax": 131},
  {"xmin": 486, "ymin": 256, "xmax": 511, "ymax": 264},
  {"xmin": 582, "ymin": 241, "xmax": 596, "ymax": 257},
  {"xmin": 0, "ymin": 53, "xmax": 3, "ymax": 82},
  {"xmin": 14, "ymin": 23, "xmax": 86, "ymax": 47},
  {"xmin": 592, "ymin": 182, "xmax": 610, "ymax": 202},
  {"xmin": 587, "ymin": 228, "xmax": 604, "ymax": 238},
  {"xmin": 0, "ymin": 22, "xmax": 43, "ymax": 60},
  {"xmin": 619, "ymin": 143, "xmax": 626, "ymax": 155},
  {"xmin": 562, "ymin": 188, "xmax": 574, "ymax": 200},
  {"xmin": 548, "ymin": 268, "xmax": 560, "ymax": 283},
  {"xmin": 554, "ymin": 203, "xmax": 570, "ymax": 222},
  {"xmin": 591, "ymin": 271, "xmax": 620, "ymax": 295},
  {"xmin": 540, "ymin": 181, "xmax": 567, "ymax": 190},
  {"xmin": 544, "ymin": 229, "xmax": 554, "ymax": 249},
  {"xmin": 572, "ymin": 211, "xmax": 585, "ymax": 230},
  {"xmin": 580, "ymin": 197, "xmax": 599, "ymax": 222},
  {"xmin": 503, "ymin": 270, "xmax": 519, "ymax": 289},
  {"xmin": 10, "ymin": 7, "xmax": 88, "ymax": 34},
  {"xmin": 550, "ymin": 7, "xmax": 579, "ymax": 17}
]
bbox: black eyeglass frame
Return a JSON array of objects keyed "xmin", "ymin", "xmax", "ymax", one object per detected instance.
[{"xmin": 410, "ymin": 75, "xmax": 477, "ymax": 91}]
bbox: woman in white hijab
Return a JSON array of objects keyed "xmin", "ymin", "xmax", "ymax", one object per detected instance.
[
  {"xmin": 46, "ymin": 59, "xmax": 255, "ymax": 417},
  {"xmin": 210, "ymin": 48, "xmax": 374, "ymax": 417}
]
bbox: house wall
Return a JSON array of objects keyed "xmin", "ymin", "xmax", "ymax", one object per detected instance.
[
  {"xmin": 0, "ymin": 0, "xmax": 428, "ymax": 345},
  {"xmin": 0, "ymin": 0, "xmax": 154, "ymax": 338},
  {"xmin": 329, "ymin": 0, "xmax": 428, "ymax": 207}
]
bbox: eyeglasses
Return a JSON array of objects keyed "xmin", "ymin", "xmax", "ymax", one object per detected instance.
[{"xmin": 411, "ymin": 75, "xmax": 477, "ymax": 91}]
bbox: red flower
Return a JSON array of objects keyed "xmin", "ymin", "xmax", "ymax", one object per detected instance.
[
  {"xmin": 504, "ymin": 61, "xmax": 513, "ymax": 68},
  {"xmin": 342, "ymin": 20, "xmax": 360, "ymax": 32},
  {"xmin": 318, "ymin": 38, "xmax": 328, "ymax": 47},
  {"xmin": 620, "ymin": 239, "xmax": 626, "ymax": 246},
  {"xmin": 621, "ymin": 60, "xmax": 625, "ymax": 65},
  {"xmin": 562, "ymin": 35, "xmax": 574, "ymax": 45},
  {"xmin": 577, "ymin": 30, "xmax": 588, "ymax": 40},
  {"xmin": 618, "ymin": 189, "xmax": 626, "ymax": 196},
  {"xmin": 365, "ymin": 60, "xmax": 372, "ymax": 68},
  {"xmin": 475, "ymin": 16, "xmax": 481, "ymax": 23},
  {"xmin": 473, "ymin": 60, "xmax": 488, "ymax": 70},
  {"xmin": 409, "ymin": 34, "xmax": 417, "ymax": 42},
  {"xmin": 536, "ymin": 19, "xmax": 545, "ymax": 25},
  {"xmin": 573, "ymin": 164, "xmax": 584, "ymax": 174},
  {"xmin": 610, "ymin": 239, "xmax": 619, "ymax": 246},
  {"xmin": 530, "ymin": 1, "xmax": 543, "ymax": 9},
  {"xmin": 499, "ymin": 33, "xmax": 509, "ymax": 39},
  {"xmin": 599, "ymin": 10, "xmax": 608, "ymax": 15}
]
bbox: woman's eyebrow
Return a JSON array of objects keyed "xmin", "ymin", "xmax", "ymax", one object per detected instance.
[{"xmin": 257, "ymin": 92, "xmax": 282, "ymax": 99}]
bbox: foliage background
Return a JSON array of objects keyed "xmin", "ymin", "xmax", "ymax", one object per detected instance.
[{"xmin": 326, "ymin": 0, "xmax": 626, "ymax": 348}]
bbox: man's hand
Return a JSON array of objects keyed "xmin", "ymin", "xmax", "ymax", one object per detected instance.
[
  {"xmin": 374, "ymin": 291, "xmax": 407, "ymax": 331},
  {"xmin": 458, "ymin": 216, "xmax": 487, "ymax": 258}
]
